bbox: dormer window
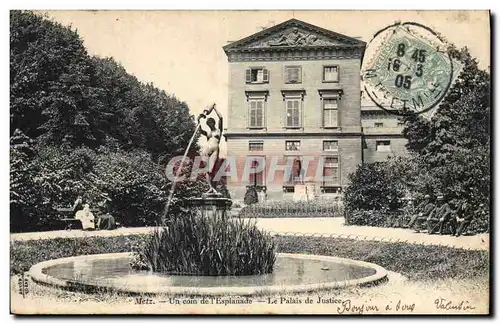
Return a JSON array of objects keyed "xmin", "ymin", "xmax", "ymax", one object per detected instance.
[{"xmin": 246, "ymin": 67, "xmax": 269, "ymax": 84}]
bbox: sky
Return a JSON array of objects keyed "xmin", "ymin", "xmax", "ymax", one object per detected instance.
[{"xmin": 40, "ymin": 10, "xmax": 490, "ymax": 154}]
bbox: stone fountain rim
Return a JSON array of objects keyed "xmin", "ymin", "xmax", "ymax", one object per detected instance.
[{"xmin": 29, "ymin": 252, "xmax": 388, "ymax": 296}]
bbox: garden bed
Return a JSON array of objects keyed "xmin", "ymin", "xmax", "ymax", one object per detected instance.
[{"xmin": 10, "ymin": 233, "xmax": 488, "ymax": 281}]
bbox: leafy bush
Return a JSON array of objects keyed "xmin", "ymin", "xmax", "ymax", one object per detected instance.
[
  {"xmin": 346, "ymin": 209, "xmax": 410, "ymax": 228},
  {"xmin": 35, "ymin": 146, "xmax": 99, "ymax": 209},
  {"xmin": 344, "ymin": 162, "xmax": 405, "ymax": 214},
  {"xmin": 133, "ymin": 212, "xmax": 276, "ymax": 276},
  {"xmin": 239, "ymin": 200, "xmax": 344, "ymax": 218},
  {"xmin": 469, "ymin": 205, "xmax": 490, "ymax": 233},
  {"xmin": 93, "ymin": 149, "xmax": 166, "ymax": 227},
  {"xmin": 244, "ymin": 186, "xmax": 258, "ymax": 205},
  {"xmin": 32, "ymin": 146, "xmax": 166, "ymax": 228}
]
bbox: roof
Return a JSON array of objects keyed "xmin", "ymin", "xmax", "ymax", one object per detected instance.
[{"xmin": 223, "ymin": 18, "xmax": 366, "ymax": 53}]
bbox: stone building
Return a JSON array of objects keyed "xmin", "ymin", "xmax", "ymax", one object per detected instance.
[{"xmin": 222, "ymin": 18, "xmax": 407, "ymax": 201}]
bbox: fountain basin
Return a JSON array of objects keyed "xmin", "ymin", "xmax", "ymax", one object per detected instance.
[{"xmin": 29, "ymin": 253, "xmax": 388, "ymax": 296}]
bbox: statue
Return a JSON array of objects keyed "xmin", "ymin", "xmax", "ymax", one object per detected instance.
[
  {"xmin": 270, "ymin": 27, "xmax": 305, "ymax": 46},
  {"xmin": 197, "ymin": 103, "xmax": 223, "ymax": 196}
]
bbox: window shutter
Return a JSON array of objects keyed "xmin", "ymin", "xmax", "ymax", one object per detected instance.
[
  {"xmin": 331, "ymin": 110, "xmax": 338, "ymax": 127},
  {"xmin": 257, "ymin": 101, "xmax": 263, "ymax": 126},
  {"xmin": 245, "ymin": 69, "xmax": 252, "ymax": 83},
  {"xmin": 263, "ymin": 68, "xmax": 269, "ymax": 82},
  {"xmin": 333, "ymin": 66, "xmax": 339, "ymax": 82},
  {"xmin": 249, "ymin": 101, "xmax": 255, "ymax": 127}
]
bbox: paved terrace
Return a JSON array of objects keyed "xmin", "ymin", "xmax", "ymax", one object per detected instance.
[{"xmin": 10, "ymin": 218, "xmax": 489, "ymax": 251}]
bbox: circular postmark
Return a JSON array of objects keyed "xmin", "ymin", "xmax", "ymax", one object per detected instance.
[{"xmin": 361, "ymin": 22, "xmax": 462, "ymax": 118}]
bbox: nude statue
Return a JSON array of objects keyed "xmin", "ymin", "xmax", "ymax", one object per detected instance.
[
  {"xmin": 270, "ymin": 27, "xmax": 304, "ymax": 46},
  {"xmin": 197, "ymin": 103, "xmax": 223, "ymax": 196}
]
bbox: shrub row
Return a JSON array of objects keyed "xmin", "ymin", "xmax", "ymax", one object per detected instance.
[
  {"xmin": 238, "ymin": 200, "xmax": 344, "ymax": 218},
  {"xmin": 345, "ymin": 207, "xmax": 489, "ymax": 234}
]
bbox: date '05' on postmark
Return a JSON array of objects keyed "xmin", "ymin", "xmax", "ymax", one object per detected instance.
[{"xmin": 362, "ymin": 22, "xmax": 463, "ymax": 118}]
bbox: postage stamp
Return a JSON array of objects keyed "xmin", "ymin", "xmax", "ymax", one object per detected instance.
[
  {"xmin": 9, "ymin": 10, "xmax": 490, "ymax": 316},
  {"xmin": 362, "ymin": 22, "xmax": 464, "ymax": 118}
]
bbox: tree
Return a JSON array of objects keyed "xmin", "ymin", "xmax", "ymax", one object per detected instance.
[
  {"xmin": 401, "ymin": 45, "xmax": 490, "ymax": 231},
  {"xmin": 10, "ymin": 11, "xmax": 104, "ymax": 147},
  {"xmin": 92, "ymin": 57, "xmax": 199, "ymax": 162},
  {"xmin": 9, "ymin": 11, "xmax": 208, "ymax": 232},
  {"xmin": 403, "ymin": 46, "xmax": 490, "ymax": 157},
  {"xmin": 37, "ymin": 60, "xmax": 106, "ymax": 148},
  {"xmin": 10, "ymin": 129, "xmax": 44, "ymax": 232}
]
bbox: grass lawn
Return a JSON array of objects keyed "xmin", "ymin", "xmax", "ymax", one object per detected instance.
[
  {"xmin": 10, "ymin": 233, "xmax": 490, "ymax": 314},
  {"xmin": 11, "ymin": 233, "xmax": 488, "ymax": 281}
]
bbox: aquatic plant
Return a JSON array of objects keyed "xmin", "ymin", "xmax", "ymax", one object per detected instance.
[{"xmin": 132, "ymin": 212, "xmax": 276, "ymax": 276}]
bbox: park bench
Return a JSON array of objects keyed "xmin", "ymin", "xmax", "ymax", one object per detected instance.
[
  {"xmin": 55, "ymin": 207, "xmax": 120, "ymax": 231},
  {"xmin": 56, "ymin": 207, "xmax": 83, "ymax": 230}
]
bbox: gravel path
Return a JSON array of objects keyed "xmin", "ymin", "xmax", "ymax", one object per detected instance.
[{"xmin": 10, "ymin": 217, "xmax": 489, "ymax": 251}]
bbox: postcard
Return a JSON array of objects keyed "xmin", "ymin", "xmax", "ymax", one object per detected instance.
[{"xmin": 10, "ymin": 10, "xmax": 490, "ymax": 315}]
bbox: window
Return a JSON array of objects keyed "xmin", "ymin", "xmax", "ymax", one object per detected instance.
[
  {"xmin": 248, "ymin": 99, "xmax": 264, "ymax": 128},
  {"xmin": 322, "ymin": 187, "xmax": 341, "ymax": 194},
  {"xmin": 245, "ymin": 68, "xmax": 269, "ymax": 84},
  {"xmin": 283, "ymin": 186, "xmax": 295, "ymax": 193},
  {"xmin": 322, "ymin": 156, "xmax": 339, "ymax": 186},
  {"xmin": 248, "ymin": 157, "xmax": 265, "ymax": 187},
  {"xmin": 285, "ymin": 66, "xmax": 302, "ymax": 84},
  {"xmin": 323, "ymin": 140, "xmax": 338, "ymax": 151},
  {"xmin": 285, "ymin": 141, "xmax": 300, "ymax": 151},
  {"xmin": 374, "ymin": 122, "xmax": 384, "ymax": 128},
  {"xmin": 397, "ymin": 121, "xmax": 405, "ymax": 127},
  {"xmin": 249, "ymin": 141, "xmax": 263, "ymax": 151},
  {"xmin": 376, "ymin": 140, "xmax": 391, "ymax": 152},
  {"xmin": 323, "ymin": 99, "xmax": 338, "ymax": 128},
  {"xmin": 323, "ymin": 66, "xmax": 339, "ymax": 82},
  {"xmin": 286, "ymin": 99, "xmax": 301, "ymax": 128}
]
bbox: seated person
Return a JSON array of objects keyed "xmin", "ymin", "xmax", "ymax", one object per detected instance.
[
  {"xmin": 96, "ymin": 198, "xmax": 117, "ymax": 230},
  {"xmin": 427, "ymin": 195, "xmax": 454, "ymax": 235},
  {"xmin": 455, "ymin": 201, "xmax": 474, "ymax": 237},
  {"xmin": 97, "ymin": 213, "xmax": 116, "ymax": 230},
  {"xmin": 408, "ymin": 195, "xmax": 435, "ymax": 232},
  {"xmin": 75, "ymin": 204, "xmax": 95, "ymax": 230}
]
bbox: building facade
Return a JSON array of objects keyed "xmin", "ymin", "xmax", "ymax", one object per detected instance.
[{"xmin": 223, "ymin": 19, "xmax": 407, "ymax": 202}]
